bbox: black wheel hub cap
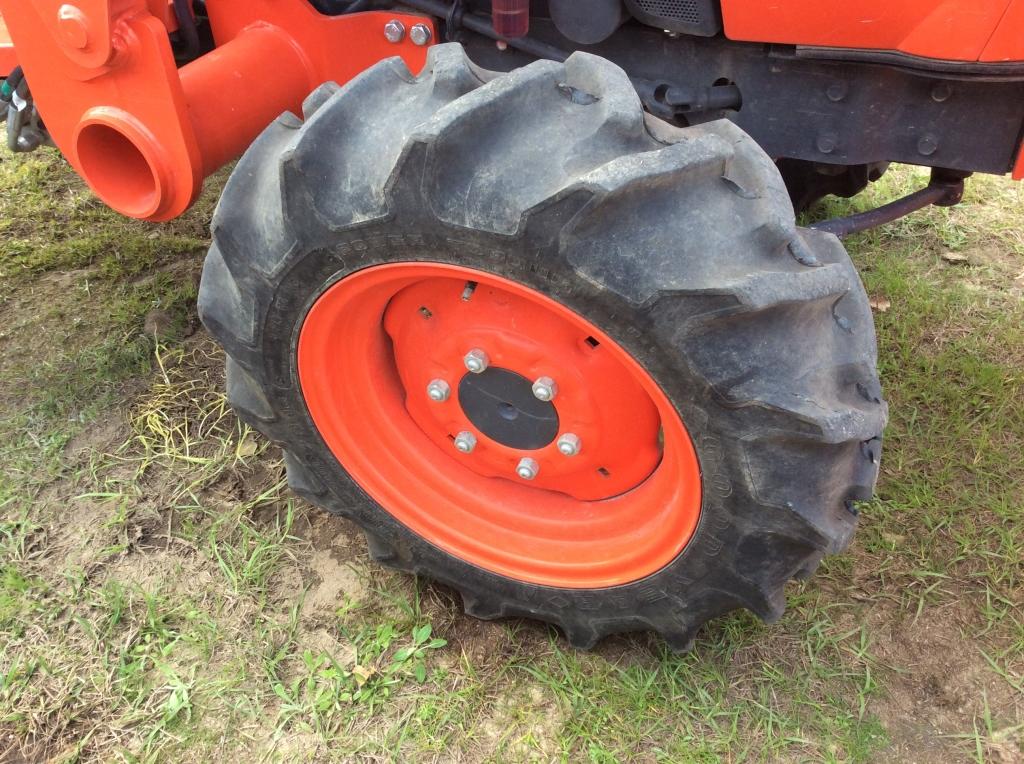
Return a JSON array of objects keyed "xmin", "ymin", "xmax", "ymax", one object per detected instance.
[{"xmin": 458, "ymin": 367, "xmax": 559, "ymax": 450}]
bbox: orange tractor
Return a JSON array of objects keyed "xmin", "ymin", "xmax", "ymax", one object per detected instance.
[{"xmin": 2, "ymin": 1, "xmax": 1021, "ymax": 649}]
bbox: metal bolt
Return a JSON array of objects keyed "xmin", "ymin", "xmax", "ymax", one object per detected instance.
[
  {"xmin": 825, "ymin": 82, "xmax": 847, "ymax": 103},
  {"xmin": 454, "ymin": 431, "xmax": 477, "ymax": 454},
  {"xmin": 463, "ymin": 348, "xmax": 489, "ymax": 374},
  {"xmin": 516, "ymin": 457, "xmax": 539, "ymax": 481},
  {"xmin": 532, "ymin": 376, "xmax": 558, "ymax": 402},
  {"xmin": 57, "ymin": 5, "xmax": 90, "ymax": 50},
  {"xmin": 410, "ymin": 23, "xmax": 433, "ymax": 46},
  {"xmin": 557, "ymin": 433, "xmax": 581, "ymax": 457},
  {"xmin": 932, "ymin": 83, "xmax": 952, "ymax": 103},
  {"xmin": 384, "ymin": 19, "xmax": 406, "ymax": 43},
  {"xmin": 426, "ymin": 379, "xmax": 450, "ymax": 402}
]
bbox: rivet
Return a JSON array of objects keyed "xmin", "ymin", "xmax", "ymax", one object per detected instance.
[
  {"xmin": 932, "ymin": 83, "xmax": 952, "ymax": 103},
  {"xmin": 826, "ymin": 82, "xmax": 847, "ymax": 102},
  {"xmin": 918, "ymin": 135, "xmax": 939, "ymax": 157}
]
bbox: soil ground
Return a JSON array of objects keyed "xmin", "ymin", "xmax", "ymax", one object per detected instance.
[{"xmin": 0, "ymin": 151, "xmax": 1022, "ymax": 762}]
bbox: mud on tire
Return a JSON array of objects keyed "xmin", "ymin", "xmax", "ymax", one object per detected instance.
[{"xmin": 198, "ymin": 44, "xmax": 888, "ymax": 650}]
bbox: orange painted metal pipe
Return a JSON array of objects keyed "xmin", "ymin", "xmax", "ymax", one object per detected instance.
[{"xmin": 180, "ymin": 24, "xmax": 313, "ymax": 176}]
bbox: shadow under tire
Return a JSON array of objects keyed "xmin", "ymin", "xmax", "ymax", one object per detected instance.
[{"xmin": 198, "ymin": 44, "xmax": 888, "ymax": 650}]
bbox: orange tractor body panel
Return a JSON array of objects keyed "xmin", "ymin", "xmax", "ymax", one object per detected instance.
[
  {"xmin": 0, "ymin": 1, "xmax": 431, "ymax": 220},
  {"xmin": 981, "ymin": 0, "xmax": 1024, "ymax": 61},
  {"xmin": 722, "ymin": 0, "xmax": 1024, "ymax": 62}
]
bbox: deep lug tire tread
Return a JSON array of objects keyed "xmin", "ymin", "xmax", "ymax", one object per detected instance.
[{"xmin": 198, "ymin": 45, "xmax": 887, "ymax": 650}]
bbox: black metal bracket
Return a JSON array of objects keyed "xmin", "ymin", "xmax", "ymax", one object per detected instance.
[
  {"xmin": 808, "ymin": 169, "xmax": 969, "ymax": 238},
  {"xmin": 632, "ymin": 77, "xmax": 742, "ymax": 124}
]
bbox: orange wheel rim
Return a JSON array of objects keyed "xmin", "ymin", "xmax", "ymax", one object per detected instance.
[{"xmin": 298, "ymin": 263, "xmax": 702, "ymax": 588}]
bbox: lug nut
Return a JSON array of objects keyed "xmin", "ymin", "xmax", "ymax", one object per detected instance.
[
  {"xmin": 463, "ymin": 348, "xmax": 489, "ymax": 374},
  {"xmin": 532, "ymin": 376, "xmax": 558, "ymax": 402},
  {"xmin": 410, "ymin": 23, "xmax": 433, "ymax": 46},
  {"xmin": 426, "ymin": 379, "xmax": 451, "ymax": 402},
  {"xmin": 454, "ymin": 431, "xmax": 477, "ymax": 454},
  {"xmin": 384, "ymin": 19, "xmax": 406, "ymax": 43},
  {"xmin": 516, "ymin": 458, "xmax": 540, "ymax": 481},
  {"xmin": 557, "ymin": 433, "xmax": 581, "ymax": 457}
]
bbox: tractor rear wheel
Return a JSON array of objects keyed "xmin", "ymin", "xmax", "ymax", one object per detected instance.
[{"xmin": 198, "ymin": 45, "xmax": 887, "ymax": 649}]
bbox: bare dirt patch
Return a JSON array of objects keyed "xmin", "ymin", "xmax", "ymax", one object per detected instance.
[{"xmin": 867, "ymin": 603, "xmax": 1023, "ymax": 763}]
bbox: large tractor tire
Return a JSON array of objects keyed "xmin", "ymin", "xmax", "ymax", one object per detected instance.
[{"xmin": 198, "ymin": 45, "xmax": 887, "ymax": 650}]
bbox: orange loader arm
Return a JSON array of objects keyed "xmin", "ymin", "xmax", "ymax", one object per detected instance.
[{"xmin": 0, "ymin": 1, "xmax": 433, "ymax": 220}]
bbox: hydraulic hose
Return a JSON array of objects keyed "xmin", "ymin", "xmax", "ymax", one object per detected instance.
[
  {"xmin": 172, "ymin": 0, "xmax": 201, "ymax": 61},
  {"xmin": 1, "ymin": 66, "xmax": 24, "ymax": 101}
]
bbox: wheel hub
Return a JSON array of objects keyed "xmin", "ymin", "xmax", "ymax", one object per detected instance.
[
  {"xmin": 382, "ymin": 273, "xmax": 664, "ymax": 501},
  {"xmin": 458, "ymin": 367, "xmax": 559, "ymax": 450}
]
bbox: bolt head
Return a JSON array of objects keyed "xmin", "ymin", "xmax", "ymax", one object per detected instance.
[
  {"xmin": 463, "ymin": 348, "xmax": 489, "ymax": 374},
  {"xmin": 426, "ymin": 379, "xmax": 451, "ymax": 402},
  {"xmin": 384, "ymin": 19, "xmax": 406, "ymax": 43},
  {"xmin": 532, "ymin": 376, "xmax": 558, "ymax": 402},
  {"xmin": 932, "ymin": 83, "xmax": 952, "ymax": 103},
  {"xmin": 516, "ymin": 457, "xmax": 539, "ymax": 481},
  {"xmin": 816, "ymin": 132, "xmax": 838, "ymax": 155},
  {"xmin": 825, "ymin": 82, "xmax": 847, "ymax": 102},
  {"xmin": 556, "ymin": 433, "xmax": 581, "ymax": 457},
  {"xmin": 454, "ymin": 431, "xmax": 477, "ymax": 454},
  {"xmin": 410, "ymin": 23, "xmax": 433, "ymax": 46},
  {"xmin": 58, "ymin": 4, "xmax": 90, "ymax": 50}
]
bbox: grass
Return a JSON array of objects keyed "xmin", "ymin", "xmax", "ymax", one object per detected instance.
[{"xmin": 0, "ymin": 149, "xmax": 1022, "ymax": 762}]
